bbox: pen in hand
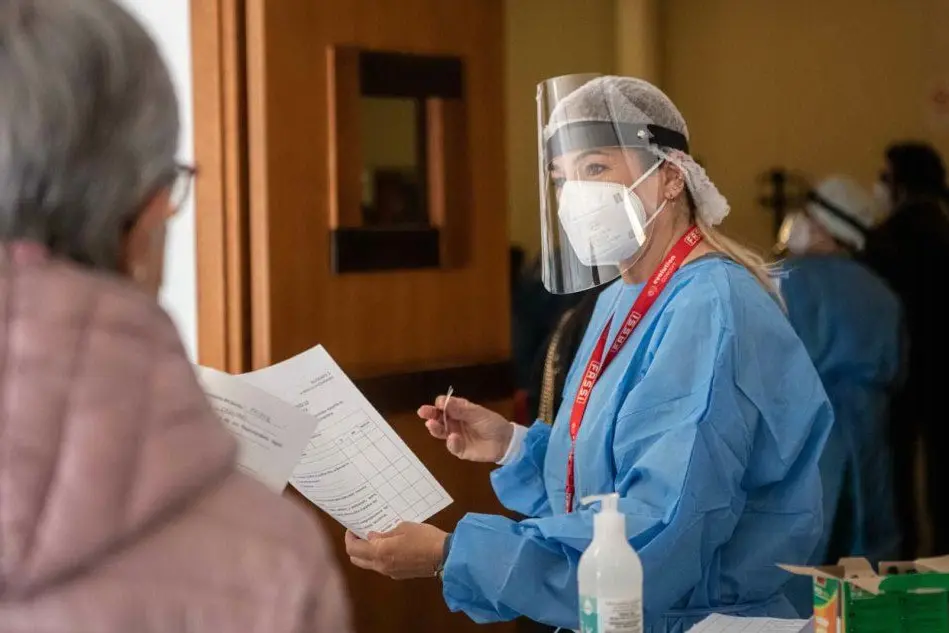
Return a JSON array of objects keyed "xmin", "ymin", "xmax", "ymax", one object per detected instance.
[{"xmin": 441, "ymin": 386, "xmax": 459, "ymax": 437}]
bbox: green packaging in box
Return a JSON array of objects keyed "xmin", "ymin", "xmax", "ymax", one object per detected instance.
[
  {"xmin": 841, "ymin": 581, "xmax": 900, "ymax": 633},
  {"xmin": 780, "ymin": 556, "xmax": 949, "ymax": 633}
]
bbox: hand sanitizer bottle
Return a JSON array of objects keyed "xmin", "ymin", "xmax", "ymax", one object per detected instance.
[{"xmin": 578, "ymin": 493, "xmax": 644, "ymax": 633}]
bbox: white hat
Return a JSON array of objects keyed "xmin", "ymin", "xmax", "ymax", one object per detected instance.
[{"xmin": 806, "ymin": 176, "xmax": 876, "ymax": 251}]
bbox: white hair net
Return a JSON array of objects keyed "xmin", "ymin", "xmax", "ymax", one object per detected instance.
[
  {"xmin": 807, "ymin": 176, "xmax": 876, "ymax": 251},
  {"xmin": 544, "ymin": 76, "xmax": 729, "ymax": 226}
]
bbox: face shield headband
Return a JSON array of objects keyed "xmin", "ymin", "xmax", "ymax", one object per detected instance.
[
  {"xmin": 806, "ymin": 190, "xmax": 869, "ymax": 238},
  {"xmin": 544, "ymin": 122, "xmax": 690, "ymax": 165}
]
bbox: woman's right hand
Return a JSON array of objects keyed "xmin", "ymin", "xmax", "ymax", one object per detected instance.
[{"xmin": 418, "ymin": 395, "xmax": 514, "ymax": 463}]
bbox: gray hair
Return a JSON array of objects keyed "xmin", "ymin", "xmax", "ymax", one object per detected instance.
[{"xmin": 0, "ymin": 0, "xmax": 179, "ymax": 270}]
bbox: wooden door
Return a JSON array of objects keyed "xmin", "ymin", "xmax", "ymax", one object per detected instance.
[
  {"xmin": 243, "ymin": 0, "xmax": 509, "ymax": 374},
  {"xmin": 194, "ymin": 1, "xmax": 515, "ymax": 631}
]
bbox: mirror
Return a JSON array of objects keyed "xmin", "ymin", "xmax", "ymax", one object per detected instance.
[
  {"xmin": 360, "ymin": 97, "xmax": 428, "ymax": 227},
  {"xmin": 329, "ymin": 48, "xmax": 468, "ymax": 274}
]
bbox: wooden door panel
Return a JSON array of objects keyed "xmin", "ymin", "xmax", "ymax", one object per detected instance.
[{"xmin": 245, "ymin": 0, "xmax": 509, "ymax": 375}]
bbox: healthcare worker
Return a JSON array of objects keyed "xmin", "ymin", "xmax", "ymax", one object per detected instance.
[
  {"xmin": 776, "ymin": 177, "xmax": 903, "ymax": 614},
  {"xmin": 345, "ymin": 75, "xmax": 833, "ymax": 633}
]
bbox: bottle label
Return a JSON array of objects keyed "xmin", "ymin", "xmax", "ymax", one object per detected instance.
[
  {"xmin": 580, "ymin": 596, "xmax": 598, "ymax": 633},
  {"xmin": 579, "ymin": 596, "xmax": 643, "ymax": 633}
]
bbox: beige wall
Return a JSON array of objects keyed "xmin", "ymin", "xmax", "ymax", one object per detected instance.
[
  {"xmin": 661, "ymin": 0, "xmax": 949, "ymax": 249},
  {"xmin": 505, "ymin": 1, "xmax": 949, "ymax": 253},
  {"xmin": 615, "ymin": 0, "xmax": 660, "ymax": 82},
  {"xmin": 505, "ymin": 0, "xmax": 618, "ymax": 253}
]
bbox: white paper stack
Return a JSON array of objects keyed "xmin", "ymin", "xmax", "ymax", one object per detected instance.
[
  {"xmin": 198, "ymin": 344, "xmax": 452, "ymax": 538},
  {"xmin": 687, "ymin": 614, "xmax": 812, "ymax": 633}
]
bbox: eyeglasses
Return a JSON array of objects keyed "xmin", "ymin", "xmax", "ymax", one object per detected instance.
[
  {"xmin": 168, "ymin": 163, "xmax": 197, "ymax": 213},
  {"xmin": 120, "ymin": 163, "xmax": 199, "ymax": 235}
]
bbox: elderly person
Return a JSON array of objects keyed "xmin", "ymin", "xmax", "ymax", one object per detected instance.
[{"xmin": 0, "ymin": 1, "xmax": 351, "ymax": 631}]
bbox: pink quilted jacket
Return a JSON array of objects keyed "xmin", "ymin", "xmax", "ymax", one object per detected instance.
[{"xmin": 0, "ymin": 245, "xmax": 352, "ymax": 633}]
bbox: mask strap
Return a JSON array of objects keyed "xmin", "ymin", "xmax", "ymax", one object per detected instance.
[
  {"xmin": 627, "ymin": 158, "xmax": 664, "ymax": 193},
  {"xmin": 630, "ymin": 158, "xmax": 669, "ymax": 229},
  {"xmin": 632, "ymin": 198, "xmax": 668, "ymax": 242},
  {"xmin": 628, "ymin": 160, "xmax": 670, "ymax": 239}
]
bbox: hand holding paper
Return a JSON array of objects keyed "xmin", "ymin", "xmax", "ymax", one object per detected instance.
[{"xmin": 345, "ymin": 522, "xmax": 448, "ymax": 580}]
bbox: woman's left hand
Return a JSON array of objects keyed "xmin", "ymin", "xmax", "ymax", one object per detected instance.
[{"xmin": 345, "ymin": 523, "xmax": 449, "ymax": 580}]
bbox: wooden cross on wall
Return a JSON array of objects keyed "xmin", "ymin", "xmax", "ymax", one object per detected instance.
[{"xmin": 757, "ymin": 167, "xmax": 811, "ymax": 236}]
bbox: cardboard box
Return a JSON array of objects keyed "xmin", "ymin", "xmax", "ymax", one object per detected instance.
[{"xmin": 780, "ymin": 557, "xmax": 949, "ymax": 633}]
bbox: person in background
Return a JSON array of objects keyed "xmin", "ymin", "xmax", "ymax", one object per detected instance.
[
  {"xmin": 345, "ymin": 74, "xmax": 833, "ymax": 632},
  {"xmin": 861, "ymin": 143, "xmax": 949, "ymax": 557},
  {"xmin": 526, "ymin": 284, "xmax": 607, "ymax": 427},
  {"xmin": 776, "ymin": 176, "xmax": 903, "ymax": 614},
  {"xmin": 510, "ymin": 245, "xmax": 527, "ymax": 290},
  {"xmin": 0, "ymin": 1, "xmax": 351, "ymax": 631},
  {"xmin": 510, "ymin": 253, "xmax": 589, "ymax": 424}
]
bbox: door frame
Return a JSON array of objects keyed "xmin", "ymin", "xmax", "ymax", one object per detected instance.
[{"xmin": 190, "ymin": 0, "xmax": 250, "ymax": 372}]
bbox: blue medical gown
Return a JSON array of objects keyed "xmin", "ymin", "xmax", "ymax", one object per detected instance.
[
  {"xmin": 781, "ymin": 256, "xmax": 903, "ymax": 566},
  {"xmin": 442, "ymin": 257, "xmax": 833, "ymax": 633}
]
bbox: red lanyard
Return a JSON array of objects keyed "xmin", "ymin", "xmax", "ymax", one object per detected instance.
[{"xmin": 564, "ymin": 226, "xmax": 703, "ymax": 512}]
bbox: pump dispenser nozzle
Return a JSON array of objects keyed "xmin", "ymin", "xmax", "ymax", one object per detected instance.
[
  {"xmin": 581, "ymin": 493, "xmax": 625, "ymax": 542},
  {"xmin": 581, "ymin": 493, "xmax": 620, "ymax": 511}
]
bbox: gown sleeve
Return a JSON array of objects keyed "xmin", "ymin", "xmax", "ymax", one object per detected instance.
[
  {"xmin": 490, "ymin": 421, "xmax": 554, "ymax": 519},
  {"xmin": 442, "ymin": 287, "xmax": 827, "ymax": 629}
]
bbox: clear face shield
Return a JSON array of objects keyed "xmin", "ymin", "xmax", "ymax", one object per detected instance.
[{"xmin": 537, "ymin": 74, "xmax": 690, "ymax": 294}]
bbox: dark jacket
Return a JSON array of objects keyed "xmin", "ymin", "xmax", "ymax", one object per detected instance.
[
  {"xmin": 860, "ymin": 198, "xmax": 949, "ymax": 395},
  {"xmin": 525, "ymin": 285, "xmax": 606, "ymax": 424}
]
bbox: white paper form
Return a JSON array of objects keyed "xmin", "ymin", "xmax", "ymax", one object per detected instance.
[
  {"xmin": 197, "ymin": 367, "xmax": 320, "ymax": 493},
  {"xmin": 688, "ymin": 615, "xmax": 812, "ymax": 633},
  {"xmin": 243, "ymin": 345, "xmax": 453, "ymax": 538}
]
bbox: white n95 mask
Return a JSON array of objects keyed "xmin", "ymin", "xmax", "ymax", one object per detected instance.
[{"xmin": 557, "ymin": 162, "xmax": 666, "ymax": 267}]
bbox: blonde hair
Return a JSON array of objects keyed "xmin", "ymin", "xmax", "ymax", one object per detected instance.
[
  {"xmin": 669, "ymin": 176, "xmax": 785, "ymax": 310},
  {"xmin": 695, "ymin": 217, "xmax": 786, "ymax": 311}
]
